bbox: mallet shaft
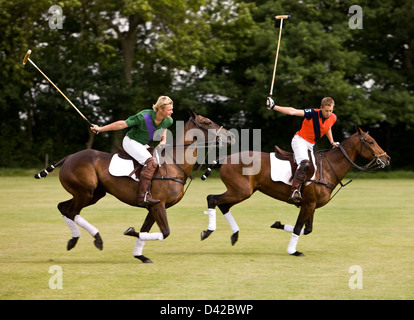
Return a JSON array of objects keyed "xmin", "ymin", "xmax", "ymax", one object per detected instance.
[
  {"xmin": 25, "ymin": 54, "xmax": 93, "ymax": 127},
  {"xmin": 269, "ymin": 19, "xmax": 285, "ymax": 96}
]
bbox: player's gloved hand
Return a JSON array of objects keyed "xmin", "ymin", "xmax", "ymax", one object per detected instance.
[{"xmin": 266, "ymin": 96, "xmax": 275, "ymax": 110}]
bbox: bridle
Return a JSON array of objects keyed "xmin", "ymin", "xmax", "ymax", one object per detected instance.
[
  {"xmin": 152, "ymin": 116, "xmax": 228, "ymax": 193},
  {"xmin": 315, "ymin": 131, "xmax": 388, "ymax": 201},
  {"xmin": 338, "ymin": 131, "xmax": 388, "ymax": 171},
  {"xmin": 188, "ymin": 115, "xmax": 225, "ymax": 147}
]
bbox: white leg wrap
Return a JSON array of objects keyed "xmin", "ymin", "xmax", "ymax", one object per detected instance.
[
  {"xmin": 133, "ymin": 238, "xmax": 146, "ymax": 256},
  {"xmin": 74, "ymin": 215, "xmax": 99, "ymax": 237},
  {"xmin": 138, "ymin": 232, "xmax": 164, "ymax": 241},
  {"xmin": 224, "ymin": 211, "xmax": 239, "ymax": 233},
  {"xmin": 283, "ymin": 224, "xmax": 304, "ymax": 235},
  {"xmin": 204, "ymin": 208, "xmax": 216, "ymax": 231},
  {"xmin": 287, "ymin": 233, "xmax": 299, "ymax": 255},
  {"xmin": 62, "ymin": 215, "xmax": 81, "ymax": 238}
]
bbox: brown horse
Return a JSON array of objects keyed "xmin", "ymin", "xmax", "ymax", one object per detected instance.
[
  {"xmin": 34, "ymin": 110, "xmax": 234, "ymax": 263},
  {"xmin": 201, "ymin": 126, "xmax": 390, "ymax": 256}
]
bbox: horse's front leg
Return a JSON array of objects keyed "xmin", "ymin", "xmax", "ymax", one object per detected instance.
[
  {"xmin": 124, "ymin": 204, "xmax": 169, "ymax": 263},
  {"xmin": 201, "ymin": 195, "xmax": 218, "ymax": 241},
  {"xmin": 202, "ymin": 192, "xmax": 244, "ymax": 245},
  {"xmin": 287, "ymin": 202, "xmax": 316, "ymax": 256}
]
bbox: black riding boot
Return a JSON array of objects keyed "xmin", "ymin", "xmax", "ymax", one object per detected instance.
[{"xmin": 287, "ymin": 160, "xmax": 310, "ymax": 204}]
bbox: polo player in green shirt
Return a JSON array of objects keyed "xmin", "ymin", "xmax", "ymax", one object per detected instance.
[{"xmin": 90, "ymin": 96, "xmax": 174, "ymax": 206}]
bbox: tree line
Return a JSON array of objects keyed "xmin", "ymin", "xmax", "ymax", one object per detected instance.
[{"xmin": 1, "ymin": 0, "xmax": 413, "ymax": 169}]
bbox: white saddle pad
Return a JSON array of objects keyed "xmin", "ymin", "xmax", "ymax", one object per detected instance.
[
  {"xmin": 108, "ymin": 154, "xmax": 139, "ymax": 181},
  {"xmin": 269, "ymin": 153, "xmax": 316, "ymax": 186}
]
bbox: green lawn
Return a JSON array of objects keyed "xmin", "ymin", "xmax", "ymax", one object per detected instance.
[{"xmin": 0, "ymin": 173, "xmax": 413, "ymax": 299}]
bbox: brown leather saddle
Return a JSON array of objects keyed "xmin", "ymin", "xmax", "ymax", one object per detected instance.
[
  {"xmin": 274, "ymin": 145, "xmax": 315, "ymax": 182},
  {"xmin": 117, "ymin": 147, "xmax": 155, "ymax": 178}
]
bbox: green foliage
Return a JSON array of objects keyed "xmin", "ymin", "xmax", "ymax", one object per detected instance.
[{"xmin": 0, "ymin": 0, "xmax": 413, "ymax": 168}]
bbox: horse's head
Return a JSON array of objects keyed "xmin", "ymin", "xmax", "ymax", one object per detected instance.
[
  {"xmin": 354, "ymin": 126, "xmax": 391, "ymax": 169},
  {"xmin": 187, "ymin": 109, "xmax": 235, "ymax": 146}
]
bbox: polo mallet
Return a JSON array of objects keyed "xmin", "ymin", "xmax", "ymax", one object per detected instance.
[
  {"xmin": 22, "ymin": 49, "xmax": 93, "ymax": 127},
  {"xmin": 269, "ymin": 14, "xmax": 291, "ymax": 97}
]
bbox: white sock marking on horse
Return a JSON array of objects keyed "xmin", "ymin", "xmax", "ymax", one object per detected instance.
[
  {"xmin": 283, "ymin": 224, "xmax": 304, "ymax": 235},
  {"xmin": 62, "ymin": 215, "xmax": 81, "ymax": 238},
  {"xmin": 133, "ymin": 238, "xmax": 146, "ymax": 256},
  {"xmin": 74, "ymin": 215, "xmax": 99, "ymax": 237},
  {"xmin": 287, "ymin": 233, "xmax": 300, "ymax": 255},
  {"xmin": 224, "ymin": 211, "xmax": 239, "ymax": 233},
  {"xmin": 204, "ymin": 208, "xmax": 216, "ymax": 231},
  {"xmin": 138, "ymin": 232, "xmax": 164, "ymax": 241}
]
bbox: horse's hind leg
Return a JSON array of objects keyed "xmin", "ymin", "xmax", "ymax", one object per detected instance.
[
  {"xmin": 61, "ymin": 213, "xmax": 81, "ymax": 250},
  {"xmin": 58, "ymin": 188, "xmax": 105, "ymax": 251}
]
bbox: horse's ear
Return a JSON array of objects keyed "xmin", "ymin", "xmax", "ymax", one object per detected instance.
[
  {"xmin": 187, "ymin": 108, "xmax": 197, "ymax": 119},
  {"xmin": 355, "ymin": 124, "xmax": 363, "ymax": 134}
]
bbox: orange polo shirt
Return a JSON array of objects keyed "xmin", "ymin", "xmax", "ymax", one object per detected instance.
[{"xmin": 296, "ymin": 108, "xmax": 337, "ymax": 144}]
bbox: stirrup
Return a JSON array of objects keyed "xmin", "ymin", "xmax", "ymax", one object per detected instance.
[
  {"xmin": 138, "ymin": 192, "xmax": 160, "ymax": 206},
  {"xmin": 287, "ymin": 189, "xmax": 302, "ymax": 204}
]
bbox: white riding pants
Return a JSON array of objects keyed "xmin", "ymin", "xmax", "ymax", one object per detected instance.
[
  {"xmin": 291, "ymin": 134, "xmax": 315, "ymax": 164},
  {"xmin": 122, "ymin": 135, "xmax": 152, "ymax": 165}
]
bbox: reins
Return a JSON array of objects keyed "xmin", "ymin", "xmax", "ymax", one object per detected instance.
[
  {"xmin": 316, "ymin": 150, "xmax": 367, "ymax": 202},
  {"xmin": 313, "ymin": 131, "xmax": 388, "ymax": 202},
  {"xmin": 152, "ymin": 116, "xmax": 224, "ymax": 197}
]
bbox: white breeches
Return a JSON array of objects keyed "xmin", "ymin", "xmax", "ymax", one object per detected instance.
[
  {"xmin": 291, "ymin": 135, "xmax": 315, "ymax": 164},
  {"xmin": 122, "ymin": 135, "xmax": 152, "ymax": 165}
]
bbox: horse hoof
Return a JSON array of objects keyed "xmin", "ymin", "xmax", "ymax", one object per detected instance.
[
  {"xmin": 201, "ymin": 229, "xmax": 213, "ymax": 241},
  {"xmin": 67, "ymin": 237, "xmax": 79, "ymax": 251},
  {"xmin": 270, "ymin": 221, "xmax": 284, "ymax": 229},
  {"xmin": 290, "ymin": 251, "xmax": 305, "ymax": 257},
  {"xmin": 124, "ymin": 227, "xmax": 139, "ymax": 237},
  {"xmin": 230, "ymin": 231, "xmax": 239, "ymax": 246},
  {"xmin": 94, "ymin": 233, "xmax": 103, "ymax": 250},
  {"xmin": 134, "ymin": 255, "xmax": 153, "ymax": 263}
]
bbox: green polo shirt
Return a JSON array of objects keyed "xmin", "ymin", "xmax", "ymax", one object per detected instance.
[{"xmin": 125, "ymin": 109, "xmax": 173, "ymax": 144}]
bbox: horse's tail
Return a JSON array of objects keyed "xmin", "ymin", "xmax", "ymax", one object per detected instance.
[
  {"xmin": 34, "ymin": 157, "xmax": 67, "ymax": 179},
  {"xmin": 201, "ymin": 159, "xmax": 221, "ymax": 180}
]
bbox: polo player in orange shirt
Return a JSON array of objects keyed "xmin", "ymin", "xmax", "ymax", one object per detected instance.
[{"xmin": 267, "ymin": 96, "xmax": 339, "ymax": 204}]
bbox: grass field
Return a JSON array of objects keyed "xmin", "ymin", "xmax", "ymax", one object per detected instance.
[{"xmin": 0, "ymin": 172, "xmax": 413, "ymax": 300}]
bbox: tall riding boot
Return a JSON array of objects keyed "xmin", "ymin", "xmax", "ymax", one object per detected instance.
[
  {"xmin": 288, "ymin": 160, "xmax": 310, "ymax": 204},
  {"xmin": 137, "ymin": 157, "xmax": 160, "ymax": 206}
]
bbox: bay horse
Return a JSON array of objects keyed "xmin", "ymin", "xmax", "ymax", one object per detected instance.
[
  {"xmin": 200, "ymin": 126, "xmax": 390, "ymax": 256},
  {"xmin": 34, "ymin": 110, "xmax": 234, "ymax": 263}
]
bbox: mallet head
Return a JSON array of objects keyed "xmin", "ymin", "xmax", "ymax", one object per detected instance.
[
  {"xmin": 22, "ymin": 50, "xmax": 32, "ymax": 66},
  {"xmin": 273, "ymin": 14, "xmax": 291, "ymax": 20}
]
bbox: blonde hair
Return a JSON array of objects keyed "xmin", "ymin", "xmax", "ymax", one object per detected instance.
[
  {"xmin": 321, "ymin": 97, "xmax": 335, "ymax": 108},
  {"xmin": 152, "ymin": 96, "xmax": 173, "ymax": 112}
]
